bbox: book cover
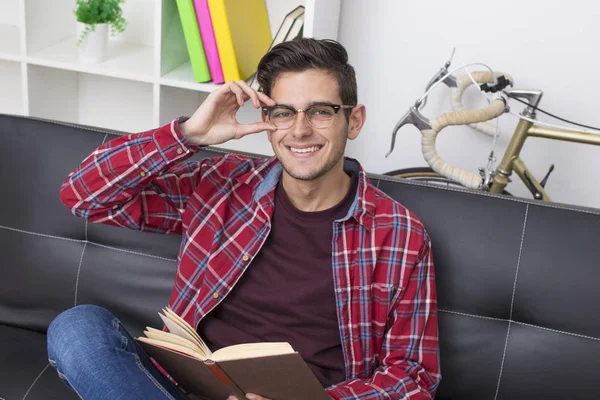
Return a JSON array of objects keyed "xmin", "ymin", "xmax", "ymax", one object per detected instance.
[
  {"xmin": 193, "ymin": 0, "xmax": 224, "ymax": 84},
  {"xmin": 207, "ymin": 0, "xmax": 272, "ymax": 82},
  {"xmin": 175, "ymin": 0, "xmax": 212, "ymax": 83},
  {"xmin": 136, "ymin": 308, "xmax": 330, "ymax": 400},
  {"xmin": 284, "ymin": 11, "xmax": 305, "ymax": 42},
  {"xmin": 272, "ymin": 6, "xmax": 304, "ymax": 46}
]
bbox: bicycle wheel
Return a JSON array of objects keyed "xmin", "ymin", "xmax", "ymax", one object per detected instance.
[
  {"xmin": 383, "ymin": 167, "xmax": 466, "ymax": 189},
  {"xmin": 383, "ymin": 167, "xmax": 513, "ymax": 195}
]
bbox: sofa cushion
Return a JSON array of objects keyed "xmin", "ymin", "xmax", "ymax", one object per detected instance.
[
  {"xmin": 0, "ymin": 116, "xmax": 100, "ymax": 239},
  {"xmin": 376, "ymin": 176, "xmax": 600, "ymax": 399},
  {"xmin": 0, "ymin": 324, "xmax": 76, "ymax": 400},
  {"xmin": 0, "ymin": 227, "xmax": 83, "ymax": 333},
  {"xmin": 4, "ymin": 113, "xmax": 600, "ymax": 399}
]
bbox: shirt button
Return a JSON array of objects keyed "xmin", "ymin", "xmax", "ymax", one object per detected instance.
[
  {"xmin": 176, "ymin": 147, "xmax": 184, "ymax": 154},
  {"xmin": 139, "ymin": 171, "xmax": 146, "ymax": 177},
  {"xmin": 212, "ymin": 292, "xmax": 219, "ymax": 299},
  {"xmin": 242, "ymin": 254, "xmax": 250, "ymax": 262}
]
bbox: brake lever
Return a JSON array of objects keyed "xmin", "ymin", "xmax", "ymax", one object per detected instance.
[
  {"xmin": 386, "ymin": 100, "xmax": 432, "ymax": 158},
  {"xmin": 421, "ymin": 48, "xmax": 458, "ymax": 111}
]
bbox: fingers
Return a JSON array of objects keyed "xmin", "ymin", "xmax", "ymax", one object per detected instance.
[
  {"xmin": 256, "ymin": 91, "xmax": 277, "ymax": 107},
  {"xmin": 227, "ymin": 82, "xmax": 247, "ymax": 107},
  {"xmin": 226, "ymin": 80, "xmax": 276, "ymax": 108},
  {"xmin": 235, "ymin": 121, "xmax": 277, "ymax": 139},
  {"xmin": 226, "ymin": 395, "xmax": 269, "ymax": 400},
  {"xmin": 246, "ymin": 394, "xmax": 270, "ymax": 400},
  {"xmin": 235, "ymin": 80, "xmax": 260, "ymax": 108}
]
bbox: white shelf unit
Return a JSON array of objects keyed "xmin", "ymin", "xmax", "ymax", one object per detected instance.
[{"xmin": 0, "ymin": 0, "xmax": 341, "ymax": 154}]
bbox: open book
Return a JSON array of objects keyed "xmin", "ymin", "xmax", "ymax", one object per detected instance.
[{"xmin": 136, "ymin": 308, "xmax": 330, "ymax": 400}]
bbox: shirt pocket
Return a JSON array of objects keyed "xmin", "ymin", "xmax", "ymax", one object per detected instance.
[{"xmin": 369, "ymin": 283, "xmax": 402, "ymax": 325}]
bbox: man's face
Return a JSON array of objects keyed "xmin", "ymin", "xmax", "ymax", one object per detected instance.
[{"xmin": 265, "ymin": 69, "xmax": 356, "ymax": 182}]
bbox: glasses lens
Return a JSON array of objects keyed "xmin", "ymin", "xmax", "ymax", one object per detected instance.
[
  {"xmin": 269, "ymin": 107, "xmax": 295, "ymax": 129},
  {"xmin": 307, "ymin": 105, "xmax": 335, "ymax": 128}
]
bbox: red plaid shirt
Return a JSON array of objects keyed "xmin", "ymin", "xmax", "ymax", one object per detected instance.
[{"xmin": 60, "ymin": 118, "xmax": 441, "ymax": 399}]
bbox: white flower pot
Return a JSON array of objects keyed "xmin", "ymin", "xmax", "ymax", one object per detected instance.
[{"xmin": 76, "ymin": 22, "xmax": 109, "ymax": 63}]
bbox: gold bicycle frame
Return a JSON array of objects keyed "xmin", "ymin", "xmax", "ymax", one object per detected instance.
[{"xmin": 489, "ymin": 118, "xmax": 600, "ymax": 200}]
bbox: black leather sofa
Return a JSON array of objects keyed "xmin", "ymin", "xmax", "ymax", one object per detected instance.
[{"xmin": 2, "ymin": 113, "xmax": 600, "ymax": 400}]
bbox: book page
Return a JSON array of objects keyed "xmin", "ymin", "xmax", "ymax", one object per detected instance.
[
  {"xmin": 136, "ymin": 337, "xmax": 207, "ymax": 360},
  {"xmin": 163, "ymin": 308, "xmax": 201, "ymax": 340},
  {"xmin": 159, "ymin": 308, "xmax": 211, "ymax": 357},
  {"xmin": 143, "ymin": 327, "xmax": 206, "ymax": 356},
  {"xmin": 212, "ymin": 342, "xmax": 294, "ymax": 362}
]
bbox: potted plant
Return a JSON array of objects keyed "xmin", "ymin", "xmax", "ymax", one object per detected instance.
[{"xmin": 74, "ymin": 0, "xmax": 127, "ymax": 63}]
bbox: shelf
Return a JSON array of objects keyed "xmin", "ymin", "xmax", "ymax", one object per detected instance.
[
  {"xmin": 27, "ymin": 65, "xmax": 155, "ymax": 133},
  {"xmin": 27, "ymin": 38, "xmax": 155, "ymax": 83},
  {"xmin": 159, "ymin": 61, "xmax": 221, "ymax": 92},
  {"xmin": 159, "ymin": 85, "xmax": 209, "ymax": 126},
  {"xmin": 0, "ymin": 24, "xmax": 21, "ymax": 61},
  {"xmin": 0, "ymin": 0, "xmax": 341, "ymax": 149},
  {"xmin": 0, "ymin": 60, "xmax": 23, "ymax": 115}
]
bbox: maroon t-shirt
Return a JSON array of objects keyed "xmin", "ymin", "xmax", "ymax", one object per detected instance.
[{"xmin": 196, "ymin": 173, "xmax": 358, "ymax": 388}]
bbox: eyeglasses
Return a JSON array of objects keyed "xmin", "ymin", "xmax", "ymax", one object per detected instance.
[{"xmin": 261, "ymin": 104, "xmax": 355, "ymax": 129}]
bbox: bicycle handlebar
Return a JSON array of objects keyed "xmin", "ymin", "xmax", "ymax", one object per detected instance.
[
  {"xmin": 451, "ymin": 71, "xmax": 512, "ymax": 136},
  {"xmin": 421, "ymin": 96, "xmax": 507, "ymax": 189}
]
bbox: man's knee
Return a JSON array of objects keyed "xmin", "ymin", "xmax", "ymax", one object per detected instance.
[{"xmin": 47, "ymin": 304, "xmax": 113, "ymax": 364}]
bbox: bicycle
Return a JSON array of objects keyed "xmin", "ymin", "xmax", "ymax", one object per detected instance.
[{"xmin": 383, "ymin": 54, "xmax": 600, "ymax": 201}]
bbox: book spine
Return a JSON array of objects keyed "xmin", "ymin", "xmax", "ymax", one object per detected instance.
[
  {"xmin": 207, "ymin": 0, "xmax": 240, "ymax": 82},
  {"xmin": 205, "ymin": 360, "xmax": 233, "ymax": 384},
  {"xmin": 204, "ymin": 359, "xmax": 246, "ymax": 398},
  {"xmin": 193, "ymin": 0, "xmax": 225, "ymax": 84},
  {"xmin": 176, "ymin": 0, "xmax": 212, "ymax": 83}
]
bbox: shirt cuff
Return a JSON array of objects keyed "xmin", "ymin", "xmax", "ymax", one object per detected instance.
[{"xmin": 152, "ymin": 117, "xmax": 206, "ymax": 163}]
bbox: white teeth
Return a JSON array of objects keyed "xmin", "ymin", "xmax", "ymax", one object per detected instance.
[{"xmin": 290, "ymin": 146, "xmax": 320, "ymax": 153}]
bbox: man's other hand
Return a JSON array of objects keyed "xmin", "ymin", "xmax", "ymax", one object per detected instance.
[{"xmin": 228, "ymin": 394, "xmax": 271, "ymax": 400}]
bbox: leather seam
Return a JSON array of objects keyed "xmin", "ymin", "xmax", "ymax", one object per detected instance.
[
  {"xmin": 89, "ymin": 242, "xmax": 176, "ymax": 263},
  {"xmin": 439, "ymin": 308, "xmax": 600, "ymax": 342},
  {"xmin": 21, "ymin": 363, "xmax": 50, "ymax": 400},
  {"xmin": 0, "ymin": 224, "xmax": 177, "ymax": 262},
  {"xmin": 73, "ymin": 242, "xmax": 87, "ymax": 306},
  {"xmin": 494, "ymin": 204, "xmax": 528, "ymax": 400},
  {"xmin": 0, "ymin": 224, "xmax": 85, "ymax": 243},
  {"xmin": 438, "ymin": 309, "xmax": 506, "ymax": 322}
]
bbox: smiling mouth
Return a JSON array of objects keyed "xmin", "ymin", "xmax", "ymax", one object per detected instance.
[{"xmin": 288, "ymin": 145, "xmax": 323, "ymax": 154}]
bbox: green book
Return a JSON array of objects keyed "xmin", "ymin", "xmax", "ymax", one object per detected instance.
[{"xmin": 176, "ymin": 0, "xmax": 212, "ymax": 82}]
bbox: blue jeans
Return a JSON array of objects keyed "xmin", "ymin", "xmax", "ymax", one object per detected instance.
[{"xmin": 47, "ymin": 304, "xmax": 189, "ymax": 400}]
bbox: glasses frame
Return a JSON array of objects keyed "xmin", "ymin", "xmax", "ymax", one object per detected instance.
[{"xmin": 261, "ymin": 104, "xmax": 355, "ymax": 129}]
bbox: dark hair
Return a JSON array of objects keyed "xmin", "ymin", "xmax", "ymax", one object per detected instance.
[{"xmin": 256, "ymin": 37, "xmax": 357, "ymax": 108}]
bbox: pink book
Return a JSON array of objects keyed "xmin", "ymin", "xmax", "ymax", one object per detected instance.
[{"xmin": 193, "ymin": 0, "xmax": 224, "ymax": 84}]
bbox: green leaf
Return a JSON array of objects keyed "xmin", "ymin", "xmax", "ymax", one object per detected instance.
[{"xmin": 73, "ymin": 0, "xmax": 127, "ymax": 43}]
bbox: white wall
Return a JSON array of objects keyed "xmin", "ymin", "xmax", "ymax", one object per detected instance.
[
  {"xmin": 0, "ymin": 1, "xmax": 19, "ymax": 25},
  {"xmin": 339, "ymin": 0, "xmax": 600, "ymax": 209}
]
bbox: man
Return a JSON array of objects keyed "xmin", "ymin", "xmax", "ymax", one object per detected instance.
[{"xmin": 48, "ymin": 38, "xmax": 441, "ymax": 399}]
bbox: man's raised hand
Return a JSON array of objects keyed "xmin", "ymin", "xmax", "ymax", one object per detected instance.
[{"xmin": 179, "ymin": 80, "xmax": 277, "ymax": 146}]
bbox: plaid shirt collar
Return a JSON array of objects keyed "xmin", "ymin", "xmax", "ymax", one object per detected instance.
[{"xmin": 233, "ymin": 156, "xmax": 376, "ymax": 229}]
